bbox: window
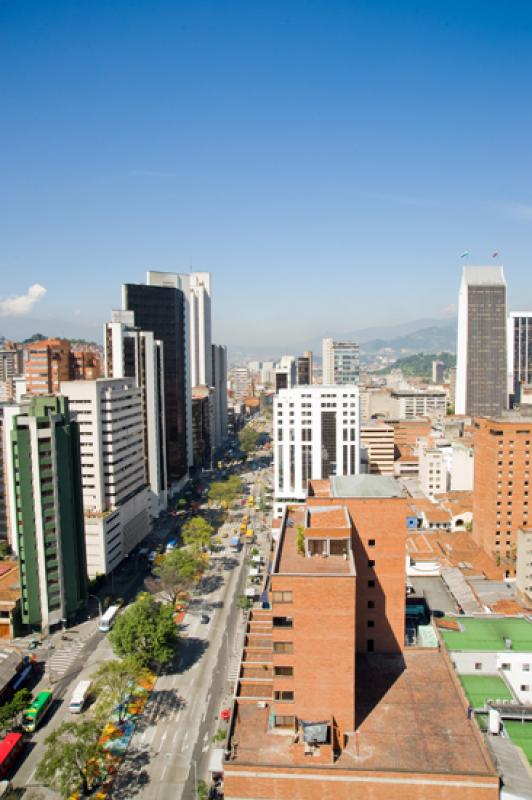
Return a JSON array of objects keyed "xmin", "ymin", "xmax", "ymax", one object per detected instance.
[
  {"xmin": 274, "ymin": 715, "xmax": 295, "ymax": 728},
  {"xmin": 501, "ymin": 663, "xmax": 511, "ymax": 671},
  {"xmin": 274, "ymin": 666, "xmax": 294, "ymax": 677},
  {"xmin": 521, "ymin": 685, "xmax": 530, "ymax": 692},
  {"xmin": 475, "ymin": 663, "xmax": 482, "ymax": 671},
  {"xmin": 524, "ymin": 664, "xmax": 530, "ymax": 672},
  {"xmin": 274, "ymin": 690, "xmax": 294, "ymax": 702},
  {"xmin": 273, "ymin": 616, "xmax": 293, "ymax": 628},
  {"xmin": 367, "ymin": 600, "xmax": 375, "ymax": 609},
  {"xmin": 367, "ymin": 620, "xmax": 375, "ymax": 628},
  {"xmin": 272, "ymin": 591, "xmax": 293, "ymax": 604},
  {"xmin": 368, "ymin": 539, "xmax": 376, "ymax": 547},
  {"xmin": 368, "ymin": 559, "xmax": 375, "ymax": 568},
  {"xmin": 273, "ymin": 641, "xmax": 293, "ymax": 654},
  {"xmin": 367, "ymin": 639, "xmax": 374, "ymax": 652},
  {"xmin": 368, "ymin": 579, "xmax": 375, "ymax": 588}
]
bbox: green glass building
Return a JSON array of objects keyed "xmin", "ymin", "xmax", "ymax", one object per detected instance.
[{"xmin": 10, "ymin": 396, "xmax": 87, "ymax": 631}]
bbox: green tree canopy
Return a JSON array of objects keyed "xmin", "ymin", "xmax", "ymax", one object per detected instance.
[
  {"xmin": 0, "ymin": 688, "xmax": 32, "ymax": 735},
  {"xmin": 239, "ymin": 427, "xmax": 259, "ymax": 453},
  {"xmin": 91, "ymin": 657, "xmax": 151, "ymax": 723},
  {"xmin": 182, "ymin": 516, "xmax": 214, "ymax": 552},
  {"xmin": 208, "ymin": 474, "xmax": 243, "ymax": 506},
  {"xmin": 36, "ymin": 719, "xmax": 105, "ymax": 798},
  {"xmin": 154, "ymin": 547, "xmax": 203, "ymax": 604},
  {"xmin": 109, "ymin": 594, "xmax": 178, "ymax": 667}
]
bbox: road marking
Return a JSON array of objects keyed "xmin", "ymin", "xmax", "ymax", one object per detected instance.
[{"xmin": 27, "ymin": 768, "xmax": 37, "ymax": 785}]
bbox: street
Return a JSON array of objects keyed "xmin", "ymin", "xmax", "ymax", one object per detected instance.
[{"xmin": 8, "ymin": 434, "xmax": 272, "ymax": 800}]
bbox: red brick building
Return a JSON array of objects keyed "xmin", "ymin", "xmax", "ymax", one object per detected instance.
[{"xmin": 473, "ymin": 414, "xmax": 532, "ymax": 565}]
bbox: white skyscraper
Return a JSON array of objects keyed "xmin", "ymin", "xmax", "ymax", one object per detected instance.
[
  {"xmin": 273, "ymin": 385, "xmax": 360, "ymax": 515},
  {"xmin": 178, "ymin": 272, "xmax": 213, "ymax": 388},
  {"xmin": 455, "ymin": 266, "xmax": 507, "ymax": 417},
  {"xmin": 61, "ymin": 378, "xmax": 150, "ymax": 577},
  {"xmin": 104, "ymin": 309, "xmax": 168, "ymax": 516},
  {"xmin": 322, "ymin": 339, "xmax": 360, "ymax": 384}
]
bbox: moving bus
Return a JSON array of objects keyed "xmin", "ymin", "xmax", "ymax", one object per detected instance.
[
  {"xmin": 68, "ymin": 680, "xmax": 91, "ymax": 714},
  {"xmin": 98, "ymin": 604, "xmax": 120, "ymax": 633},
  {"xmin": 21, "ymin": 690, "xmax": 53, "ymax": 733},
  {"xmin": 0, "ymin": 732, "xmax": 24, "ymax": 779}
]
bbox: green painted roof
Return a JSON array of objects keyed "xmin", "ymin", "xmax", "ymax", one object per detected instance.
[
  {"xmin": 440, "ymin": 617, "xmax": 532, "ymax": 652},
  {"xmin": 504, "ymin": 720, "xmax": 532, "ymax": 765},
  {"xmin": 459, "ymin": 675, "xmax": 513, "ymax": 708}
]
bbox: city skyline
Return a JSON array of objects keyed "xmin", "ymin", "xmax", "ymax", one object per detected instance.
[{"xmin": 2, "ymin": 1, "xmax": 532, "ymax": 347}]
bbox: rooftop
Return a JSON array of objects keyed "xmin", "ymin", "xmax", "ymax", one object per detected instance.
[
  {"xmin": 274, "ymin": 506, "xmax": 354, "ymax": 575},
  {"xmin": 305, "ymin": 505, "xmax": 350, "ymax": 530},
  {"xmin": 228, "ymin": 650, "xmax": 496, "ymax": 777},
  {"xmin": 462, "ymin": 265, "xmax": 505, "ymax": 286},
  {"xmin": 311, "ymin": 475, "xmax": 404, "ymax": 499},
  {"xmin": 459, "ymin": 674, "xmax": 513, "ymax": 708},
  {"xmin": 440, "ymin": 616, "xmax": 532, "ymax": 652}
]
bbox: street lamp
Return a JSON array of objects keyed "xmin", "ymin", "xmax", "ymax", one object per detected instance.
[
  {"xmin": 192, "ymin": 759, "xmax": 198, "ymax": 798},
  {"xmin": 88, "ymin": 594, "xmax": 103, "ymax": 617}
]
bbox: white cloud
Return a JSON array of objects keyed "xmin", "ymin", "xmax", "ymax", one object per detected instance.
[{"xmin": 0, "ymin": 284, "xmax": 47, "ymax": 316}]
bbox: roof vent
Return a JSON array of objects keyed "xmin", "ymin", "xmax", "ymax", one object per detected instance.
[{"xmin": 504, "ymin": 637, "xmax": 513, "ymax": 650}]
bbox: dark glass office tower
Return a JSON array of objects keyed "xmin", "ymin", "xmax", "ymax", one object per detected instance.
[{"xmin": 123, "ymin": 282, "xmax": 188, "ymax": 481}]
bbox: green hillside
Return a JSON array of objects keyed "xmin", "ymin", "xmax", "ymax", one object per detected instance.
[{"xmin": 377, "ymin": 352, "xmax": 455, "ymax": 378}]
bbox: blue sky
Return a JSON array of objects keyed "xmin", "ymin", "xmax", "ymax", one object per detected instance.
[{"xmin": 1, "ymin": 0, "xmax": 532, "ymax": 350}]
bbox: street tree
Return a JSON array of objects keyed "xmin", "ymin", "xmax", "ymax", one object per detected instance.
[
  {"xmin": 239, "ymin": 427, "xmax": 259, "ymax": 453},
  {"xmin": 36, "ymin": 719, "xmax": 105, "ymax": 798},
  {"xmin": 0, "ymin": 688, "xmax": 31, "ymax": 735},
  {"xmin": 153, "ymin": 547, "xmax": 203, "ymax": 605},
  {"xmin": 91, "ymin": 657, "xmax": 151, "ymax": 723},
  {"xmin": 208, "ymin": 474, "xmax": 243, "ymax": 506},
  {"xmin": 109, "ymin": 593, "xmax": 178, "ymax": 667},
  {"xmin": 182, "ymin": 516, "xmax": 214, "ymax": 552}
]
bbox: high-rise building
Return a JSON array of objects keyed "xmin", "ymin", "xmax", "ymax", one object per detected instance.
[
  {"xmin": 104, "ymin": 310, "xmax": 167, "ymax": 516},
  {"xmin": 432, "ymin": 359, "xmax": 445, "ymax": 384},
  {"xmin": 508, "ymin": 312, "xmax": 532, "ymax": 404},
  {"xmin": 275, "ymin": 356, "xmax": 297, "ymax": 392},
  {"xmin": 0, "ymin": 406, "xmax": 11, "ymax": 544},
  {"xmin": 24, "ymin": 338, "xmax": 71, "ymax": 395},
  {"xmin": 296, "ymin": 351, "xmax": 313, "ymax": 385},
  {"xmin": 322, "ymin": 338, "xmax": 360, "ymax": 385},
  {"xmin": 191, "ymin": 386, "xmax": 212, "ymax": 469},
  {"xmin": 274, "ymin": 385, "xmax": 360, "ymax": 514},
  {"xmin": 473, "ymin": 413, "xmax": 532, "ymax": 564},
  {"xmin": 61, "ymin": 379, "xmax": 150, "ymax": 577},
  {"xmin": 455, "ymin": 266, "xmax": 507, "ymax": 417},
  {"xmin": 7, "ymin": 396, "xmax": 87, "ymax": 631},
  {"xmin": 178, "ymin": 272, "xmax": 213, "ymax": 388},
  {"xmin": 122, "ymin": 274, "xmax": 190, "ymax": 482},
  {"xmin": 212, "ymin": 344, "xmax": 228, "ymax": 448},
  {"xmin": 231, "ymin": 367, "xmax": 250, "ymax": 402}
]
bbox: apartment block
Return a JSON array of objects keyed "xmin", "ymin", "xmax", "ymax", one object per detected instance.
[
  {"xmin": 418, "ymin": 445, "xmax": 447, "ymax": 496},
  {"xmin": 391, "ymin": 389, "xmax": 447, "ymax": 420},
  {"xmin": 8, "ymin": 396, "xmax": 87, "ymax": 631},
  {"xmin": 432, "ymin": 359, "xmax": 445, "ymax": 384},
  {"xmin": 296, "ymin": 351, "xmax": 313, "ymax": 386},
  {"xmin": 473, "ymin": 414, "xmax": 532, "ymax": 563},
  {"xmin": 516, "ymin": 528, "xmax": 532, "ymax": 602},
  {"xmin": 274, "ymin": 386, "xmax": 360, "ymax": 514},
  {"xmin": 360, "ymin": 422, "xmax": 394, "ymax": 475},
  {"xmin": 231, "ymin": 367, "xmax": 250, "ymax": 402},
  {"xmin": 456, "ymin": 266, "xmax": 507, "ymax": 417},
  {"xmin": 104, "ymin": 310, "xmax": 167, "ymax": 516},
  {"xmin": 24, "ymin": 338, "xmax": 71, "ymax": 395},
  {"xmin": 322, "ymin": 338, "xmax": 359, "ymax": 384},
  {"xmin": 224, "ymin": 475, "xmax": 498, "ymax": 800},
  {"xmin": 61, "ymin": 379, "xmax": 149, "ymax": 577},
  {"xmin": 275, "ymin": 356, "xmax": 297, "ymax": 392}
]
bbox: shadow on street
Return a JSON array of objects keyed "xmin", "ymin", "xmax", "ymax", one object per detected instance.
[
  {"xmin": 173, "ymin": 637, "xmax": 209, "ymax": 674},
  {"xmin": 111, "ymin": 746, "xmax": 151, "ymax": 799},
  {"xmin": 134, "ymin": 689, "xmax": 186, "ymax": 732}
]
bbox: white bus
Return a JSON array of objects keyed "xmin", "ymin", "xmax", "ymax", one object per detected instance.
[
  {"xmin": 68, "ymin": 680, "xmax": 91, "ymax": 714},
  {"xmin": 98, "ymin": 604, "xmax": 120, "ymax": 633}
]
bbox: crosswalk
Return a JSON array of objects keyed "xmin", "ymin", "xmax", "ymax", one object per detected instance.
[{"xmin": 48, "ymin": 640, "xmax": 84, "ymax": 679}]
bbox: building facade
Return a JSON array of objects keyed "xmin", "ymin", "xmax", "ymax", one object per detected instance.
[
  {"xmin": 296, "ymin": 351, "xmax": 313, "ymax": 386},
  {"xmin": 456, "ymin": 266, "xmax": 507, "ymax": 417},
  {"xmin": 104, "ymin": 309, "xmax": 167, "ymax": 516},
  {"xmin": 61, "ymin": 379, "xmax": 150, "ymax": 577},
  {"xmin": 391, "ymin": 389, "xmax": 447, "ymax": 420},
  {"xmin": 508, "ymin": 312, "xmax": 532, "ymax": 405},
  {"xmin": 212, "ymin": 344, "xmax": 228, "ymax": 449},
  {"xmin": 473, "ymin": 414, "xmax": 532, "ymax": 564},
  {"xmin": 274, "ymin": 386, "xmax": 360, "ymax": 513},
  {"xmin": 122, "ymin": 275, "xmax": 190, "ymax": 482},
  {"xmin": 8, "ymin": 396, "xmax": 87, "ymax": 631},
  {"xmin": 360, "ymin": 422, "xmax": 394, "ymax": 475},
  {"xmin": 322, "ymin": 338, "xmax": 360, "ymax": 385},
  {"xmin": 432, "ymin": 359, "xmax": 445, "ymax": 384}
]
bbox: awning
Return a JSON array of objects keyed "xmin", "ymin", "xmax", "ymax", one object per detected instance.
[{"xmin": 208, "ymin": 747, "xmax": 225, "ymax": 774}]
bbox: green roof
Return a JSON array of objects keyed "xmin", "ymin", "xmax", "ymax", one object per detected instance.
[
  {"xmin": 458, "ymin": 675, "xmax": 513, "ymax": 709},
  {"xmin": 440, "ymin": 617, "xmax": 532, "ymax": 652},
  {"xmin": 504, "ymin": 720, "xmax": 532, "ymax": 764}
]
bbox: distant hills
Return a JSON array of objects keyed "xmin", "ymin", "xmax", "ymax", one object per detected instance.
[
  {"xmin": 360, "ymin": 323, "xmax": 457, "ymax": 356},
  {"xmin": 377, "ymin": 351, "xmax": 456, "ymax": 378}
]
